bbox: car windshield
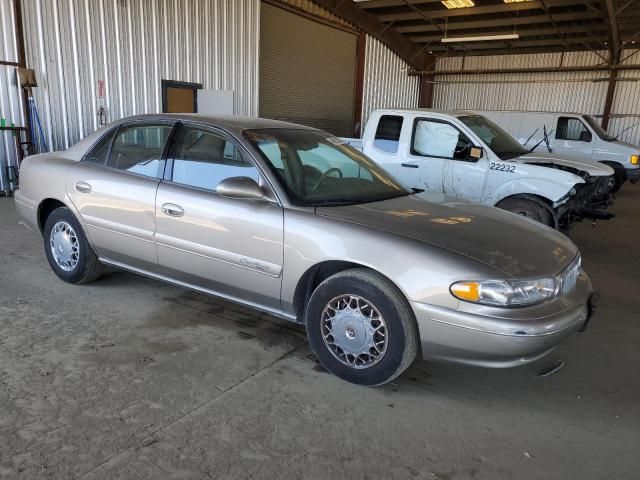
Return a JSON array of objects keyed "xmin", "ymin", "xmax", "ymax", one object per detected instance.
[
  {"xmin": 458, "ymin": 115, "xmax": 529, "ymax": 160},
  {"xmin": 583, "ymin": 115, "xmax": 616, "ymax": 141},
  {"xmin": 246, "ymin": 128, "xmax": 410, "ymax": 206}
]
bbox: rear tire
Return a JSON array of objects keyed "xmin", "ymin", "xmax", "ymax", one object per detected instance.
[
  {"xmin": 43, "ymin": 207, "xmax": 103, "ymax": 284},
  {"xmin": 305, "ymin": 269, "xmax": 418, "ymax": 386},
  {"xmin": 497, "ymin": 197, "xmax": 555, "ymax": 228}
]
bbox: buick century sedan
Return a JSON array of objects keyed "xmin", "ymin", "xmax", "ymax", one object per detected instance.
[{"xmin": 14, "ymin": 114, "xmax": 594, "ymax": 385}]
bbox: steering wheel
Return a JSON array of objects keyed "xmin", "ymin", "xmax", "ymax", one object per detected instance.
[{"xmin": 310, "ymin": 167, "xmax": 343, "ymax": 192}]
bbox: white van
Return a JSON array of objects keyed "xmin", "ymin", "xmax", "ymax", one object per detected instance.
[{"xmin": 476, "ymin": 110, "xmax": 640, "ymax": 192}]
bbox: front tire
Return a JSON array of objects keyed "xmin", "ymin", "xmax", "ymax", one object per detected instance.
[
  {"xmin": 305, "ymin": 269, "xmax": 418, "ymax": 386},
  {"xmin": 497, "ymin": 197, "xmax": 556, "ymax": 228},
  {"xmin": 43, "ymin": 207, "xmax": 103, "ymax": 284}
]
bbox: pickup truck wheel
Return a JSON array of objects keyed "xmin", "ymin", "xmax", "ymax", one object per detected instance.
[
  {"xmin": 305, "ymin": 269, "xmax": 418, "ymax": 386},
  {"xmin": 43, "ymin": 207, "xmax": 103, "ymax": 284},
  {"xmin": 497, "ymin": 197, "xmax": 555, "ymax": 228}
]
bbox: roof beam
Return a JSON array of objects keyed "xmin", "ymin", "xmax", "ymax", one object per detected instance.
[
  {"xmin": 428, "ymin": 35, "xmax": 608, "ymax": 52},
  {"xmin": 358, "ymin": 0, "xmax": 442, "ymax": 8},
  {"xmin": 603, "ymin": 0, "xmax": 621, "ymax": 61},
  {"xmin": 310, "ymin": 0, "xmax": 433, "ymax": 70},
  {"xmin": 377, "ymin": 0, "xmax": 594, "ymax": 22},
  {"xmin": 413, "ymin": 63, "xmax": 640, "ymax": 74},
  {"xmin": 396, "ymin": 11, "xmax": 601, "ymax": 33},
  {"xmin": 410, "ymin": 24, "xmax": 609, "ymax": 43}
]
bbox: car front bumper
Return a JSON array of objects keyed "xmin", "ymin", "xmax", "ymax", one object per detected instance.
[
  {"xmin": 411, "ymin": 271, "xmax": 593, "ymax": 368},
  {"xmin": 626, "ymin": 167, "xmax": 640, "ymax": 183}
]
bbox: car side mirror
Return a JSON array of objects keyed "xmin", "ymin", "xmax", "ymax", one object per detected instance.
[
  {"xmin": 216, "ymin": 176, "xmax": 265, "ymax": 199},
  {"xmin": 469, "ymin": 146, "xmax": 483, "ymax": 160},
  {"xmin": 579, "ymin": 131, "xmax": 592, "ymax": 142}
]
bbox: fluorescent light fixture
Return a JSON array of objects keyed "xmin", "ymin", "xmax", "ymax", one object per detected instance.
[
  {"xmin": 441, "ymin": 33, "xmax": 520, "ymax": 43},
  {"xmin": 441, "ymin": 0, "xmax": 474, "ymax": 9}
]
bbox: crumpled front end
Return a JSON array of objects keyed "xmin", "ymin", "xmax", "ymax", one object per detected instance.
[{"xmin": 555, "ymin": 172, "xmax": 614, "ymax": 229}]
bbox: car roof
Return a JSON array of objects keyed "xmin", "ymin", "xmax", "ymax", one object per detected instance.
[
  {"xmin": 113, "ymin": 113, "xmax": 316, "ymax": 133},
  {"xmin": 473, "ymin": 109, "xmax": 587, "ymax": 116},
  {"xmin": 63, "ymin": 114, "xmax": 318, "ymax": 160},
  {"xmin": 374, "ymin": 108, "xmax": 478, "ymax": 117}
]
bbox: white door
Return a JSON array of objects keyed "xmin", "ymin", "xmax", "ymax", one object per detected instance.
[
  {"xmin": 551, "ymin": 116, "xmax": 595, "ymax": 159},
  {"xmin": 404, "ymin": 117, "xmax": 477, "ymax": 195}
]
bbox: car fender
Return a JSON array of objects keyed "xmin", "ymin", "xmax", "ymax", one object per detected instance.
[
  {"xmin": 485, "ymin": 167, "xmax": 584, "ymax": 205},
  {"xmin": 15, "ymin": 154, "xmax": 91, "ymax": 240}
]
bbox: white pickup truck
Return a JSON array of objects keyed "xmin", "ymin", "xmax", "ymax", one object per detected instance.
[{"xmin": 344, "ymin": 109, "xmax": 614, "ymax": 230}]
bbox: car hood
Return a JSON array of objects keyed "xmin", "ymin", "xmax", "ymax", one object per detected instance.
[
  {"xmin": 317, "ymin": 193, "xmax": 578, "ymax": 278},
  {"xmin": 516, "ymin": 152, "xmax": 613, "ymax": 177},
  {"xmin": 610, "ymin": 139, "xmax": 639, "ymax": 152}
]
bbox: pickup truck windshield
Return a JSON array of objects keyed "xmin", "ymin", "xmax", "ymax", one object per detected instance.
[
  {"xmin": 246, "ymin": 128, "xmax": 410, "ymax": 206},
  {"xmin": 583, "ymin": 115, "xmax": 616, "ymax": 141},
  {"xmin": 458, "ymin": 115, "xmax": 529, "ymax": 160}
]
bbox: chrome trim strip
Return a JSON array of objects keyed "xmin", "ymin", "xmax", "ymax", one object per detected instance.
[
  {"xmin": 155, "ymin": 235, "xmax": 282, "ymax": 277},
  {"xmin": 85, "ymin": 224, "xmax": 155, "ymax": 244},
  {"xmin": 98, "ymin": 258, "xmax": 296, "ymax": 322},
  {"xmin": 84, "ymin": 215, "xmax": 155, "ymax": 243}
]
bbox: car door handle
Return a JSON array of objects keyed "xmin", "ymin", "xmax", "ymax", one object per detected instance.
[
  {"xmin": 401, "ymin": 163, "xmax": 419, "ymax": 168},
  {"xmin": 74, "ymin": 181, "xmax": 92, "ymax": 193},
  {"xmin": 162, "ymin": 203, "xmax": 184, "ymax": 217}
]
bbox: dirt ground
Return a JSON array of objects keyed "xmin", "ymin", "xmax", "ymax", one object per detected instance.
[{"xmin": 0, "ymin": 188, "xmax": 639, "ymax": 480}]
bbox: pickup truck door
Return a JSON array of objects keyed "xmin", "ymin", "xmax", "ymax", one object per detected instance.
[
  {"xmin": 406, "ymin": 117, "xmax": 483, "ymax": 195},
  {"xmin": 445, "ymin": 153, "xmax": 487, "ymax": 202},
  {"xmin": 551, "ymin": 116, "xmax": 595, "ymax": 159},
  {"xmin": 154, "ymin": 124, "xmax": 284, "ymax": 310},
  {"xmin": 65, "ymin": 122, "xmax": 175, "ymax": 272}
]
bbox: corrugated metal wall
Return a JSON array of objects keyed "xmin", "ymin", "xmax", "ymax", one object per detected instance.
[
  {"xmin": 361, "ymin": 36, "xmax": 420, "ymax": 135},
  {"xmin": 433, "ymin": 51, "xmax": 609, "ymax": 114},
  {"xmin": 20, "ymin": 0, "xmax": 260, "ymax": 152},
  {"xmin": 278, "ymin": 0, "xmax": 353, "ymax": 28},
  {"xmin": 432, "ymin": 50, "xmax": 640, "ymax": 145},
  {"xmin": 0, "ymin": 0, "xmax": 24, "ymax": 193},
  {"xmin": 609, "ymin": 50, "xmax": 640, "ymax": 145}
]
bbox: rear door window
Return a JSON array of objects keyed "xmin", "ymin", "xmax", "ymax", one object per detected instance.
[
  {"xmin": 84, "ymin": 128, "xmax": 117, "ymax": 164},
  {"xmin": 108, "ymin": 124, "xmax": 173, "ymax": 178},
  {"xmin": 374, "ymin": 115, "xmax": 403, "ymax": 153}
]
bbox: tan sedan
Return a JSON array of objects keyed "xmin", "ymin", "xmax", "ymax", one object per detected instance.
[{"xmin": 14, "ymin": 115, "xmax": 594, "ymax": 385}]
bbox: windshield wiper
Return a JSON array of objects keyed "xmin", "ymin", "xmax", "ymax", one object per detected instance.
[
  {"xmin": 499, "ymin": 151, "xmax": 526, "ymax": 159},
  {"xmin": 313, "ymin": 199, "xmax": 363, "ymax": 206}
]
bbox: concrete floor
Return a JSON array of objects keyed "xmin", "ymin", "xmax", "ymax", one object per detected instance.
[{"xmin": 0, "ymin": 190, "xmax": 638, "ymax": 480}]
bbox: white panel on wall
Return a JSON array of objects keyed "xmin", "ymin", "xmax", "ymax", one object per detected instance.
[
  {"xmin": 361, "ymin": 35, "xmax": 420, "ymax": 136},
  {"xmin": 20, "ymin": 0, "xmax": 260, "ymax": 152},
  {"xmin": 197, "ymin": 90, "xmax": 234, "ymax": 116}
]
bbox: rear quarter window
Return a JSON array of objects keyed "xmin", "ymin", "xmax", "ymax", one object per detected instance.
[{"xmin": 374, "ymin": 115, "xmax": 403, "ymax": 154}]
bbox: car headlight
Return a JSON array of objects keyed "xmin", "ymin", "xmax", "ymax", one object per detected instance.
[
  {"xmin": 450, "ymin": 277, "xmax": 557, "ymax": 307},
  {"xmin": 630, "ymin": 154, "xmax": 639, "ymax": 166}
]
